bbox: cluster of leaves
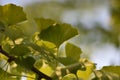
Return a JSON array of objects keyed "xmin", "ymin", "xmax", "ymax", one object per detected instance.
[
  {"xmin": 0, "ymin": 4, "xmax": 120, "ymax": 80},
  {"xmin": 25, "ymin": 0, "xmax": 120, "ymax": 47}
]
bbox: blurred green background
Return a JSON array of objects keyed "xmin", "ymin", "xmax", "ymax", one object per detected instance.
[{"xmin": 0, "ymin": 0, "xmax": 120, "ymax": 70}]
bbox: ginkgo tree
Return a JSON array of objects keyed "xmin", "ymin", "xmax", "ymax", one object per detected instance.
[{"xmin": 0, "ymin": 4, "xmax": 120, "ymax": 80}]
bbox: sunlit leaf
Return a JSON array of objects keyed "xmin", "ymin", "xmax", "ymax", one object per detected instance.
[
  {"xmin": 77, "ymin": 59, "xmax": 96, "ymax": 80},
  {"xmin": 26, "ymin": 73, "xmax": 35, "ymax": 80},
  {"xmin": 36, "ymin": 40, "xmax": 56, "ymax": 53},
  {"xmin": 0, "ymin": 4, "xmax": 26, "ymax": 26},
  {"xmin": 39, "ymin": 23, "xmax": 78, "ymax": 47},
  {"xmin": 65, "ymin": 42, "xmax": 82, "ymax": 61},
  {"xmin": 40, "ymin": 65, "xmax": 54, "ymax": 76},
  {"xmin": 62, "ymin": 74, "xmax": 77, "ymax": 80}
]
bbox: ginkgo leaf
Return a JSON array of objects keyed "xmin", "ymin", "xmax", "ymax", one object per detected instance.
[
  {"xmin": 4, "ymin": 25, "xmax": 24, "ymax": 40},
  {"xmin": 10, "ymin": 44, "xmax": 30, "ymax": 56},
  {"xmin": 0, "ymin": 4, "xmax": 26, "ymax": 26},
  {"xmin": 57, "ymin": 57, "xmax": 78, "ymax": 66},
  {"xmin": 40, "ymin": 65, "xmax": 54, "ymax": 77},
  {"xmin": 39, "ymin": 23, "xmax": 78, "ymax": 47},
  {"xmin": 0, "ymin": 68, "xmax": 16, "ymax": 80},
  {"xmin": 92, "ymin": 70, "xmax": 120, "ymax": 80},
  {"xmin": 65, "ymin": 43, "xmax": 82, "ymax": 61},
  {"xmin": 101, "ymin": 66, "xmax": 120, "ymax": 76},
  {"xmin": 36, "ymin": 40, "xmax": 56, "ymax": 53},
  {"xmin": 15, "ymin": 56, "xmax": 35, "ymax": 70},
  {"xmin": 62, "ymin": 74, "xmax": 77, "ymax": 80},
  {"xmin": 34, "ymin": 59, "xmax": 43, "ymax": 69},
  {"xmin": 34, "ymin": 18, "xmax": 56, "ymax": 31},
  {"xmin": 77, "ymin": 58, "xmax": 96, "ymax": 80}
]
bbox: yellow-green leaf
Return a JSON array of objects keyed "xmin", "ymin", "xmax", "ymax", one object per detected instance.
[
  {"xmin": 10, "ymin": 44, "xmax": 30, "ymax": 56},
  {"xmin": 34, "ymin": 18, "xmax": 56, "ymax": 31},
  {"xmin": 40, "ymin": 65, "xmax": 54, "ymax": 77},
  {"xmin": 4, "ymin": 25, "xmax": 24, "ymax": 40},
  {"xmin": 77, "ymin": 59, "xmax": 96, "ymax": 80},
  {"xmin": 39, "ymin": 23, "xmax": 78, "ymax": 47},
  {"xmin": 65, "ymin": 43, "xmax": 82, "ymax": 61},
  {"xmin": 57, "ymin": 57, "xmax": 77, "ymax": 66},
  {"xmin": 101, "ymin": 66, "xmax": 120, "ymax": 76},
  {"xmin": 0, "ymin": 4, "xmax": 26, "ymax": 26},
  {"xmin": 62, "ymin": 74, "xmax": 77, "ymax": 80}
]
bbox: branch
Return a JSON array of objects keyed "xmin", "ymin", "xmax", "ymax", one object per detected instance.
[
  {"xmin": 32, "ymin": 67, "xmax": 52, "ymax": 80},
  {"xmin": 0, "ymin": 46, "xmax": 15, "ymax": 62},
  {"xmin": 0, "ymin": 45, "xmax": 52, "ymax": 80}
]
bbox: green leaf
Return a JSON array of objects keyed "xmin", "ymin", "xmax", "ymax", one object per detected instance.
[
  {"xmin": 10, "ymin": 44, "xmax": 30, "ymax": 56},
  {"xmin": 57, "ymin": 57, "xmax": 78, "ymax": 66},
  {"xmin": 17, "ymin": 21, "xmax": 38, "ymax": 37},
  {"xmin": 0, "ymin": 68, "xmax": 16, "ymax": 80},
  {"xmin": 92, "ymin": 70, "xmax": 120, "ymax": 80},
  {"xmin": 4, "ymin": 25, "xmax": 24, "ymax": 40},
  {"xmin": 34, "ymin": 18, "xmax": 56, "ymax": 31},
  {"xmin": 34, "ymin": 59, "xmax": 43, "ymax": 69},
  {"xmin": 65, "ymin": 43, "xmax": 82, "ymax": 61},
  {"xmin": 15, "ymin": 56, "xmax": 35, "ymax": 70},
  {"xmin": 77, "ymin": 59, "xmax": 96, "ymax": 80},
  {"xmin": 101, "ymin": 66, "xmax": 120, "ymax": 76},
  {"xmin": 40, "ymin": 65, "xmax": 54, "ymax": 77},
  {"xmin": 28, "ymin": 42, "xmax": 55, "ymax": 62},
  {"xmin": 36, "ymin": 40, "xmax": 56, "ymax": 53},
  {"xmin": 77, "ymin": 66, "xmax": 93, "ymax": 80},
  {"xmin": 2, "ymin": 41, "xmax": 12, "ymax": 53},
  {"xmin": 0, "ymin": 4, "xmax": 26, "ymax": 26},
  {"xmin": 0, "ymin": 21, "xmax": 5, "ymax": 32},
  {"xmin": 62, "ymin": 74, "xmax": 77, "ymax": 80},
  {"xmin": 39, "ymin": 23, "xmax": 78, "ymax": 47}
]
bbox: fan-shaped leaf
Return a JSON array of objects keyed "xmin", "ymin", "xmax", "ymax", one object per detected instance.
[
  {"xmin": 62, "ymin": 74, "xmax": 77, "ymax": 80},
  {"xmin": 57, "ymin": 57, "xmax": 77, "ymax": 66},
  {"xmin": 101, "ymin": 66, "xmax": 120, "ymax": 76},
  {"xmin": 34, "ymin": 18, "xmax": 56, "ymax": 31},
  {"xmin": 77, "ymin": 59, "xmax": 96, "ymax": 80},
  {"xmin": 0, "ymin": 4, "xmax": 26, "ymax": 26},
  {"xmin": 15, "ymin": 56, "xmax": 35, "ymax": 70},
  {"xmin": 4, "ymin": 25, "xmax": 24, "ymax": 40},
  {"xmin": 39, "ymin": 23, "xmax": 78, "ymax": 47},
  {"xmin": 10, "ymin": 45, "xmax": 30, "ymax": 56},
  {"xmin": 65, "ymin": 43, "xmax": 82, "ymax": 61}
]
